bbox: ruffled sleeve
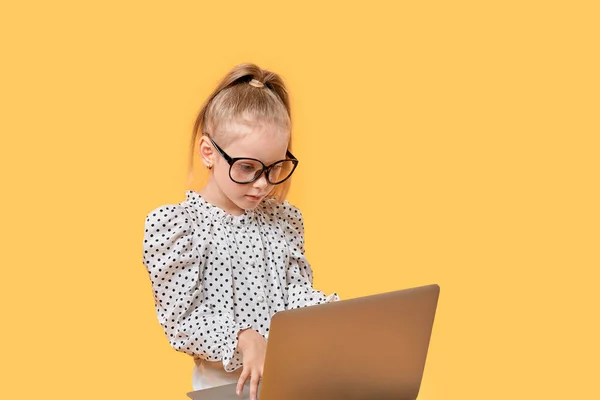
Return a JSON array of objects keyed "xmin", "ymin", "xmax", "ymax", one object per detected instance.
[
  {"xmin": 277, "ymin": 202, "xmax": 339, "ymax": 308},
  {"xmin": 142, "ymin": 204, "xmax": 249, "ymax": 371}
]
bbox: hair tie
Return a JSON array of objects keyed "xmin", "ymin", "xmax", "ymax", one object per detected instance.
[{"xmin": 249, "ymin": 78, "xmax": 265, "ymax": 88}]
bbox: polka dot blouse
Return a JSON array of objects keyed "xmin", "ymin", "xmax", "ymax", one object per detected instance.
[{"xmin": 142, "ymin": 190, "xmax": 338, "ymax": 372}]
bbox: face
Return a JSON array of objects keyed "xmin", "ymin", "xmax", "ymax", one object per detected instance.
[{"xmin": 200, "ymin": 119, "xmax": 289, "ymax": 215}]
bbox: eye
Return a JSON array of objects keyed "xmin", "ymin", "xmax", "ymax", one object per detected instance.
[{"xmin": 239, "ymin": 163, "xmax": 257, "ymax": 172}]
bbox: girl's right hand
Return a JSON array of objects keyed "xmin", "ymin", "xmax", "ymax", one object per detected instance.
[{"xmin": 236, "ymin": 329, "xmax": 267, "ymax": 400}]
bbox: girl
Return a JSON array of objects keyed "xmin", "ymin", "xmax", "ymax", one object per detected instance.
[{"xmin": 142, "ymin": 63, "xmax": 338, "ymax": 400}]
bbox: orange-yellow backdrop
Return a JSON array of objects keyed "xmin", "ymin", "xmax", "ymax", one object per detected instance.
[{"xmin": 1, "ymin": 1, "xmax": 598, "ymax": 399}]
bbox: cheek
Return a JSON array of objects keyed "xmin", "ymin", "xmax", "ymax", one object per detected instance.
[
  {"xmin": 215, "ymin": 164, "xmax": 228, "ymax": 180},
  {"xmin": 213, "ymin": 159, "xmax": 232, "ymax": 181},
  {"xmin": 216, "ymin": 167, "xmax": 245, "ymax": 194}
]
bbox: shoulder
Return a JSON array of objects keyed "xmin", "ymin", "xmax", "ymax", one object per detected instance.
[
  {"xmin": 258, "ymin": 198, "xmax": 303, "ymax": 221},
  {"xmin": 145, "ymin": 203, "xmax": 190, "ymax": 225},
  {"xmin": 142, "ymin": 202, "xmax": 199, "ymax": 270},
  {"xmin": 144, "ymin": 191, "xmax": 213, "ymax": 231},
  {"xmin": 143, "ymin": 202, "xmax": 195, "ymax": 241},
  {"xmin": 279, "ymin": 201, "xmax": 304, "ymax": 232},
  {"xmin": 257, "ymin": 198, "xmax": 304, "ymax": 237}
]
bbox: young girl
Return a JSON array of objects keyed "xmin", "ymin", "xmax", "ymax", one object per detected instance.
[{"xmin": 142, "ymin": 63, "xmax": 338, "ymax": 400}]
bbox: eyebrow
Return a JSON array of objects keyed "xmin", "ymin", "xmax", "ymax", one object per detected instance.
[
  {"xmin": 240, "ymin": 155, "xmax": 286, "ymax": 165},
  {"xmin": 227, "ymin": 148, "xmax": 289, "ymax": 165}
]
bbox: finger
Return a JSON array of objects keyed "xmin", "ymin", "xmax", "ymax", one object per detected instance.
[
  {"xmin": 250, "ymin": 370, "xmax": 261, "ymax": 400},
  {"xmin": 236, "ymin": 369, "xmax": 250, "ymax": 395}
]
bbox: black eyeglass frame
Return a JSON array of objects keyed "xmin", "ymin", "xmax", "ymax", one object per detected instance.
[{"xmin": 206, "ymin": 134, "xmax": 299, "ymax": 185}]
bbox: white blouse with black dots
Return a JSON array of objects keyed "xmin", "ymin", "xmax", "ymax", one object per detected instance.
[{"xmin": 142, "ymin": 190, "xmax": 338, "ymax": 373}]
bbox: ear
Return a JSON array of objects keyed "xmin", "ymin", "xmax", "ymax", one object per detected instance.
[{"xmin": 199, "ymin": 136, "xmax": 215, "ymax": 169}]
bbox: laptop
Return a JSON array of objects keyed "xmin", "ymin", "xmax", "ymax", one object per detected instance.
[{"xmin": 187, "ymin": 284, "xmax": 440, "ymax": 400}]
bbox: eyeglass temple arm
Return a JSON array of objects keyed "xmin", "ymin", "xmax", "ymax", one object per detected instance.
[
  {"xmin": 286, "ymin": 150, "xmax": 298, "ymax": 161},
  {"xmin": 207, "ymin": 135, "xmax": 234, "ymax": 163}
]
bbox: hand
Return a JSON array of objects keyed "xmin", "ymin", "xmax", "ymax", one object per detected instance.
[{"xmin": 236, "ymin": 328, "xmax": 267, "ymax": 400}]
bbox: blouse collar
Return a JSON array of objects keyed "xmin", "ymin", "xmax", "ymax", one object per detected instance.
[{"xmin": 185, "ymin": 190, "xmax": 255, "ymax": 227}]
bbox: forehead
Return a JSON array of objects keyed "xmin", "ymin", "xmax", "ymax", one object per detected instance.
[{"xmin": 217, "ymin": 119, "xmax": 289, "ymax": 163}]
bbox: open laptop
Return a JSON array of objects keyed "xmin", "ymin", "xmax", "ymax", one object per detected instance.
[{"xmin": 187, "ymin": 284, "xmax": 440, "ymax": 400}]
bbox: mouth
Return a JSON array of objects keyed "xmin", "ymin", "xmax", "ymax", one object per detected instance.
[{"xmin": 245, "ymin": 194, "xmax": 264, "ymax": 202}]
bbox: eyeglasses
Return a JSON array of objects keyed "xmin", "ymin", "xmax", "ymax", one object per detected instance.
[{"xmin": 206, "ymin": 135, "xmax": 299, "ymax": 185}]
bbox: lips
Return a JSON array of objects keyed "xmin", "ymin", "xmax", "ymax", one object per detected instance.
[{"xmin": 245, "ymin": 194, "xmax": 263, "ymax": 201}]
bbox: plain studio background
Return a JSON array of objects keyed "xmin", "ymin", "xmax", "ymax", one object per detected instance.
[{"xmin": 0, "ymin": 1, "xmax": 598, "ymax": 400}]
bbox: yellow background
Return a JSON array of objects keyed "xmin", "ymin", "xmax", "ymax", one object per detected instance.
[{"xmin": 1, "ymin": 1, "xmax": 598, "ymax": 399}]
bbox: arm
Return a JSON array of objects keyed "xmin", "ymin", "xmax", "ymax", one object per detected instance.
[
  {"xmin": 279, "ymin": 203, "xmax": 339, "ymax": 309},
  {"xmin": 142, "ymin": 204, "xmax": 250, "ymax": 371}
]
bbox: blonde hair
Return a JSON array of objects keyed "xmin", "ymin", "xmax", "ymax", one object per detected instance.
[{"xmin": 189, "ymin": 63, "xmax": 293, "ymax": 203}]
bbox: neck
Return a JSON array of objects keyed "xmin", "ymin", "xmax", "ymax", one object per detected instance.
[{"xmin": 199, "ymin": 176, "xmax": 245, "ymax": 216}]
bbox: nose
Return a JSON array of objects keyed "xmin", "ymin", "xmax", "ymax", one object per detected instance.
[{"xmin": 252, "ymin": 171, "xmax": 269, "ymax": 190}]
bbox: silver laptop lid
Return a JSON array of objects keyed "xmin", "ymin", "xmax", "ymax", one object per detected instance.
[{"xmin": 258, "ymin": 284, "xmax": 440, "ymax": 400}]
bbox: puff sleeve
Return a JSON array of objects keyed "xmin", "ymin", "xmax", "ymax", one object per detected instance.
[
  {"xmin": 279, "ymin": 203, "xmax": 339, "ymax": 308},
  {"xmin": 142, "ymin": 205, "xmax": 249, "ymax": 371}
]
